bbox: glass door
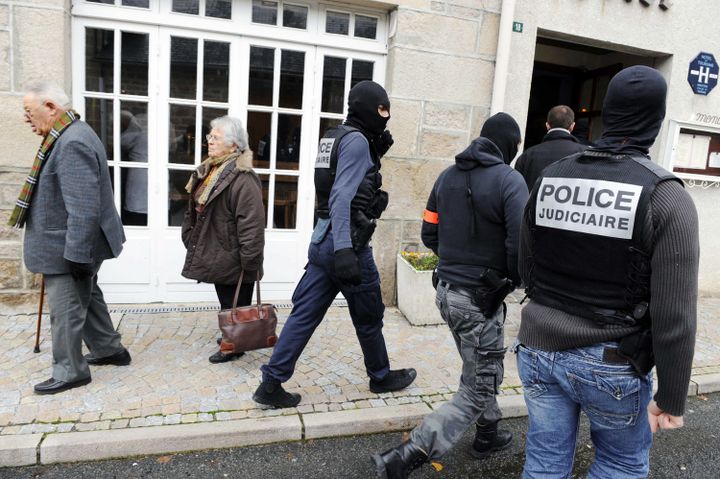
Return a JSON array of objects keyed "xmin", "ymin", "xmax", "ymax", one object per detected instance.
[{"xmin": 73, "ymin": 19, "xmax": 158, "ymax": 302}]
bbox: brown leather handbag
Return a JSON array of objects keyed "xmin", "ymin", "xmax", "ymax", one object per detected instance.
[{"xmin": 218, "ymin": 271, "xmax": 278, "ymax": 354}]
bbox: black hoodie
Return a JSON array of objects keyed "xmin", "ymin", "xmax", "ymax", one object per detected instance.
[{"xmin": 422, "ymin": 136, "xmax": 528, "ymax": 287}]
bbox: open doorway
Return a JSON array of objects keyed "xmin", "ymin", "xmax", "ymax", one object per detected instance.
[{"xmin": 525, "ymin": 36, "xmax": 667, "ymax": 149}]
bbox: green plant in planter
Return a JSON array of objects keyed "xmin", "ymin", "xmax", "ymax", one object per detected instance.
[{"xmin": 401, "ymin": 251, "xmax": 439, "ymax": 271}]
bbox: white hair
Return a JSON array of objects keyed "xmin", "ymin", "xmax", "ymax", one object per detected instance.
[
  {"xmin": 25, "ymin": 81, "xmax": 72, "ymax": 109},
  {"xmin": 210, "ymin": 116, "xmax": 249, "ymax": 151}
]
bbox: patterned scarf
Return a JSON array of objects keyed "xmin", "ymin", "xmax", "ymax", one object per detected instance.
[
  {"xmin": 8, "ymin": 110, "xmax": 80, "ymax": 228},
  {"xmin": 185, "ymin": 152, "xmax": 239, "ymax": 206}
]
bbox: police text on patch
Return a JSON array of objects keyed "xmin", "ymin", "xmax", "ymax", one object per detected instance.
[{"xmin": 536, "ymin": 177, "xmax": 642, "ymax": 239}]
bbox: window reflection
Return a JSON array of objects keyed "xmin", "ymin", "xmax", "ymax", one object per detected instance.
[
  {"xmin": 120, "ymin": 103, "xmax": 148, "ymax": 226},
  {"xmin": 206, "ymin": 0, "xmax": 232, "ymax": 19},
  {"xmin": 274, "ymin": 175, "xmax": 298, "ymax": 229},
  {"xmin": 321, "ymin": 56, "xmax": 346, "ymax": 113},
  {"xmin": 85, "ymin": 98, "xmax": 114, "ymax": 161},
  {"xmin": 168, "ymin": 169, "xmax": 193, "ymax": 226},
  {"xmin": 247, "ymin": 111, "xmax": 272, "ymax": 168},
  {"xmin": 203, "ymin": 41, "xmax": 230, "ymax": 102},
  {"xmin": 279, "ymin": 50, "xmax": 305, "ymax": 109},
  {"xmin": 168, "ymin": 104, "xmax": 196, "ymax": 165},
  {"xmin": 121, "ymin": 32, "xmax": 149, "ymax": 96},
  {"xmin": 172, "ymin": 0, "xmax": 199, "ymax": 15},
  {"xmin": 249, "ymin": 46, "xmax": 274, "ymax": 106},
  {"xmin": 276, "ymin": 114, "xmax": 301, "ymax": 170},
  {"xmin": 252, "ymin": 0, "xmax": 278, "ymax": 25},
  {"xmin": 258, "ymin": 173, "xmax": 270, "ymax": 227},
  {"xmin": 170, "ymin": 37, "xmax": 198, "ymax": 99},
  {"xmin": 354, "ymin": 15, "xmax": 378, "ymax": 39},
  {"xmin": 283, "ymin": 4, "xmax": 308, "ymax": 29},
  {"xmin": 122, "ymin": 0, "xmax": 149, "ymax": 7},
  {"xmin": 86, "ymin": 28, "xmax": 114, "ymax": 93},
  {"xmin": 326, "ymin": 11, "xmax": 349, "ymax": 35},
  {"xmin": 351, "ymin": 60, "xmax": 374, "ymax": 88}
]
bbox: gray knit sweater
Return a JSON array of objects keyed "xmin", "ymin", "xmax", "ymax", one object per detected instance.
[{"xmin": 518, "ymin": 180, "xmax": 699, "ymax": 416}]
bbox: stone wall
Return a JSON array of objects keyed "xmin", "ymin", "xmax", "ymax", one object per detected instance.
[
  {"xmin": 376, "ymin": 0, "xmax": 502, "ymax": 304},
  {"xmin": 0, "ymin": 0, "xmax": 71, "ymax": 311}
]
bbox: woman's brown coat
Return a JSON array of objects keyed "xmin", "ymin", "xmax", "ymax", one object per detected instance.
[{"xmin": 181, "ymin": 150, "xmax": 265, "ymax": 285}]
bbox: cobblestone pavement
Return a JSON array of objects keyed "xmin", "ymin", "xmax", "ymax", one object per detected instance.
[{"xmin": 1, "ymin": 295, "xmax": 719, "ymax": 438}]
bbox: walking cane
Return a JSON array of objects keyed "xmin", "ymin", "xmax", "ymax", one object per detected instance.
[{"xmin": 34, "ymin": 276, "xmax": 44, "ymax": 353}]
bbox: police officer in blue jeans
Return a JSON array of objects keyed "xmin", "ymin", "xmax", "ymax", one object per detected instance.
[
  {"xmin": 517, "ymin": 66, "xmax": 699, "ymax": 478},
  {"xmin": 253, "ymin": 81, "xmax": 416, "ymax": 408}
]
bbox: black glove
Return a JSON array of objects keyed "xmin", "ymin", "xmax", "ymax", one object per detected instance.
[
  {"xmin": 374, "ymin": 130, "xmax": 394, "ymax": 158},
  {"xmin": 334, "ymin": 248, "xmax": 362, "ymax": 286},
  {"xmin": 68, "ymin": 261, "xmax": 94, "ymax": 281}
]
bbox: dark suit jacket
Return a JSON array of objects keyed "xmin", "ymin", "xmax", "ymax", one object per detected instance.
[
  {"xmin": 23, "ymin": 120, "xmax": 125, "ymax": 274},
  {"xmin": 514, "ymin": 129, "xmax": 587, "ymax": 192}
]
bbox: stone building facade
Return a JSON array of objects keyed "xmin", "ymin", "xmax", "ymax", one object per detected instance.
[{"xmin": 1, "ymin": 0, "xmax": 719, "ymax": 310}]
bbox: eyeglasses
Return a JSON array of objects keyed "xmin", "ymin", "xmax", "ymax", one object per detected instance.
[
  {"xmin": 23, "ymin": 101, "xmax": 48, "ymax": 119},
  {"xmin": 205, "ymin": 134, "xmax": 222, "ymax": 142}
]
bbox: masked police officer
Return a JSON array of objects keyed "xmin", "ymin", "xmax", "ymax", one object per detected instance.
[
  {"xmin": 373, "ymin": 112, "xmax": 529, "ymax": 478},
  {"xmin": 254, "ymin": 81, "xmax": 416, "ymax": 408},
  {"xmin": 517, "ymin": 66, "xmax": 699, "ymax": 477}
]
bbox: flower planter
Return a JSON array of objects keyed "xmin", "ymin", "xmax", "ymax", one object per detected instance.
[{"xmin": 396, "ymin": 254, "xmax": 444, "ymax": 326}]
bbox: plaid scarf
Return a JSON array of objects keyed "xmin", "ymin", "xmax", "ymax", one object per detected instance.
[
  {"xmin": 8, "ymin": 110, "xmax": 80, "ymax": 228},
  {"xmin": 185, "ymin": 152, "xmax": 239, "ymax": 206}
]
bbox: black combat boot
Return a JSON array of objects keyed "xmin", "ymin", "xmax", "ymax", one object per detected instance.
[
  {"xmin": 470, "ymin": 421, "xmax": 513, "ymax": 459},
  {"xmin": 372, "ymin": 441, "xmax": 427, "ymax": 479}
]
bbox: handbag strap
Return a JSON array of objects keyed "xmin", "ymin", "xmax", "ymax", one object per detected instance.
[{"xmin": 232, "ymin": 270, "xmax": 263, "ymax": 317}]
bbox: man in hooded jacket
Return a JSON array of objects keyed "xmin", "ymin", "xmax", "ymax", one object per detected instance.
[
  {"xmin": 254, "ymin": 81, "xmax": 416, "ymax": 409},
  {"xmin": 372, "ymin": 113, "xmax": 528, "ymax": 478},
  {"xmin": 516, "ymin": 65, "xmax": 699, "ymax": 477}
]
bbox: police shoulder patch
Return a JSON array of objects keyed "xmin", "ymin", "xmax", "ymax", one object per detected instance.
[{"xmin": 315, "ymin": 138, "xmax": 335, "ymax": 169}]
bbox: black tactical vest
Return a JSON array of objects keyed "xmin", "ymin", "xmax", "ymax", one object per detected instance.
[
  {"xmin": 314, "ymin": 125, "xmax": 388, "ymax": 247},
  {"xmin": 526, "ymin": 150, "xmax": 682, "ymax": 326}
]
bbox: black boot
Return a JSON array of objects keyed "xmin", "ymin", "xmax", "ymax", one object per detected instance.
[
  {"xmin": 253, "ymin": 381, "xmax": 301, "ymax": 409},
  {"xmin": 372, "ymin": 441, "xmax": 427, "ymax": 479},
  {"xmin": 470, "ymin": 421, "xmax": 513, "ymax": 459}
]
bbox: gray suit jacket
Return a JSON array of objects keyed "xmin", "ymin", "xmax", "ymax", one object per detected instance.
[{"xmin": 23, "ymin": 120, "xmax": 125, "ymax": 274}]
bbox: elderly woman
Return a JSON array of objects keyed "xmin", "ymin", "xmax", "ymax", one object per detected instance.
[{"xmin": 181, "ymin": 116, "xmax": 265, "ymax": 364}]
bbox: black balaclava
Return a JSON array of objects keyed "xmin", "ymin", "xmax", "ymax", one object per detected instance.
[
  {"xmin": 480, "ymin": 112, "xmax": 522, "ymax": 164},
  {"xmin": 592, "ymin": 65, "xmax": 667, "ymax": 156},
  {"xmin": 345, "ymin": 80, "xmax": 391, "ymax": 137}
]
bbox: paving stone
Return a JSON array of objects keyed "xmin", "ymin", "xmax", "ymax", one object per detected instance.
[
  {"xmin": 692, "ymin": 373, "xmax": 720, "ymax": 394},
  {"xmin": 40, "ymin": 416, "xmax": 302, "ymax": 464}
]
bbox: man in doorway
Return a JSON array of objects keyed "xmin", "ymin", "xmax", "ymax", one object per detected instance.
[
  {"xmin": 517, "ymin": 66, "xmax": 699, "ymax": 477},
  {"xmin": 13, "ymin": 82, "xmax": 130, "ymax": 395},
  {"xmin": 254, "ymin": 81, "xmax": 416, "ymax": 408},
  {"xmin": 373, "ymin": 113, "xmax": 528, "ymax": 478},
  {"xmin": 514, "ymin": 105, "xmax": 587, "ymax": 191}
]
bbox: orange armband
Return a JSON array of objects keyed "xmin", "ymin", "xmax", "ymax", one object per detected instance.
[{"xmin": 423, "ymin": 209, "xmax": 439, "ymax": 224}]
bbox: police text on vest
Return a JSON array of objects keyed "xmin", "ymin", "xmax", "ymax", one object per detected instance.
[
  {"xmin": 536, "ymin": 178, "xmax": 642, "ymax": 239},
  {"xmin": 315, "ymin": 138, "xmax": 335, "ymax": 169}
]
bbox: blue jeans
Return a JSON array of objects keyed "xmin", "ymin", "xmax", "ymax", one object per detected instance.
[
  {"xmin": 409, "ymin": 283, "xmax": 505, "ymax": 459},
  {"xmin": 261, "ymin": 231, "xmax": 390, "ymax": 384},
  {"xmin": 516, "ymin": 342, "xmax": 653, "ymax": 479}
]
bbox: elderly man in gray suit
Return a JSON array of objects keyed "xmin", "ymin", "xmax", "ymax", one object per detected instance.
[{"xmin": 12, "ymin": 82, "xmax": 130, "ymax": 394}]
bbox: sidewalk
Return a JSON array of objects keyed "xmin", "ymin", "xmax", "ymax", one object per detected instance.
[{"xmin": 1, "ymin": 294, "xmax": 720, "ymax": 467}]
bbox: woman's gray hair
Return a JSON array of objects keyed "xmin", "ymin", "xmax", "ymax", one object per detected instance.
[
  {"xmin": 210, "ymin": 116, "xmax": 249, "ymax": 151},
  {"xmin": 25, "ymin": 82, "xmax": 72, "ymax": 109}
]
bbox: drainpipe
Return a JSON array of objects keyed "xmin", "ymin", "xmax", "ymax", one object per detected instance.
[{"xmin": 490, "ymin": 0, "xmax": 517, "ymax": 114}]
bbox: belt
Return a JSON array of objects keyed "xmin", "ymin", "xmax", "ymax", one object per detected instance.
[
  {"xmin": 438, "ymin": 280, "xmax": 477, "ymax": 298},
  {"xmin": 602, "ymin": 347, "xmax": 630, "ymax": 365}
]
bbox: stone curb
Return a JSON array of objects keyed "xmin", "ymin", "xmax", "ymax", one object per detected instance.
[
  {"xmin": 2, "ymin": 375, "xmax": 719, "ymax": 467},
  {"xmin": 40, "ymin": 415, "xmax": 301, "ymax": 465}
]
